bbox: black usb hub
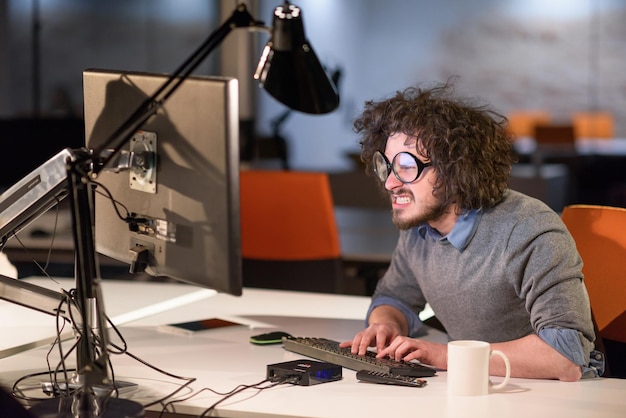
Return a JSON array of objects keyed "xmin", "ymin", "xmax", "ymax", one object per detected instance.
[{"xmin": 267, "ymin": 359, "xmax": 342, "ymax": 386}]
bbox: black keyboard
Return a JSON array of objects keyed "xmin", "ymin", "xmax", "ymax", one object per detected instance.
[{"xmin": 282, "ymin": 336, "xmax": 436, "ymax": 377}]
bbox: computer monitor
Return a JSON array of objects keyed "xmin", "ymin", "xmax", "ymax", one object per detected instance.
[{"xmin": 83, "ymin": 68, "xmax": 242, "ymax": 296}]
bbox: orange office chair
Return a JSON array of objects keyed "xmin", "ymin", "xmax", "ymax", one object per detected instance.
[
  {"xmin": 506, "ymin": 110, "xmax": 552, "ymax": 138},
  {"xmin": 561, "ymin": 204, "xmax": 626, "ymax": 377},
  {"xmin": 239, "ymin": 170, "xmax": 343, "ymax": 293},
  {"xmin": 571, "ymin": 111, "xmax": 614, "ymax": 139}
]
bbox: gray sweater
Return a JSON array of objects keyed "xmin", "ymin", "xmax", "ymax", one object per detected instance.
[{"xmin": 372, "ymin": 190, "xmax": 595, "ymax": 354}]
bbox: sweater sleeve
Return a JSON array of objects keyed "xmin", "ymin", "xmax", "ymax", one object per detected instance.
[
  {"xmin": 367, "ymin": 295, "xmax": 425, "ymax": 337},
  {"xmin": 368, "ymin": 229, "xmax": 428, "ymax": 336},
  {"xmin": 505, "ymin": 211, "xmax": 596, "ymax": 353}
]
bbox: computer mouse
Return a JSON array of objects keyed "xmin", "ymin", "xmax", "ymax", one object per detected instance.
[
  {"xmin": 30, "ymin": 229, "xmax": 51, "ymax": 238},
  {"xmin": 250, "ymin": 331, "xmax": 293, "ymax": 345}
]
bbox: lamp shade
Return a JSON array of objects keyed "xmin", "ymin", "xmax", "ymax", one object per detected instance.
[{"xmin": 254, "ymin": 2, "xmax": 339, "ymax": 115}]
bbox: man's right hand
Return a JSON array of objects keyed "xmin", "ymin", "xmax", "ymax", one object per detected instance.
[{"xmin": 339, "ymin": 322, "xmax": 403, "ymax": 356}]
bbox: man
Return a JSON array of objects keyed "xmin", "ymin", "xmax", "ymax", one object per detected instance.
[{"xmin": 340, "ymin": 82, "xmax": 603, "ymax": 381}]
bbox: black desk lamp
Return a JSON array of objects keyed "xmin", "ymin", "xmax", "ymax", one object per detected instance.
[
  {"xmin": 255, "ymin": 2, "xmax": 340, "ymax": 114},
  {"xmin": 90, "ymin": 1, "xmax": 339, "ymax": 177},
  {"xmin": 0, "ymin": 2, "xmax": 339, "ymax": 417}
]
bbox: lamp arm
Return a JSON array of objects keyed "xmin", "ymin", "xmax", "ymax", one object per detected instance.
[{"xmin": 89, "ymin": 3, "xmax": 264, "ymax": 177}]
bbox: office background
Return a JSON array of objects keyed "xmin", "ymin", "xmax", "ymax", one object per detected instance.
[{"xmin": 0, "ymin": 0, "xmax": 624, "ymax": 174}]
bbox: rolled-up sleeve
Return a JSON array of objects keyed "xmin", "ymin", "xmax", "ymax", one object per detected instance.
[
  {"xmin": 367, "ymin": 295, "xmax": 425, "ymax": 337},
  {"xmin": 539, "ymin": 327, "xmax": 605, "ymax": 378}
]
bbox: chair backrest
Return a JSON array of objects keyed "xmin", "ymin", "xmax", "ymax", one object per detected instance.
[
  {"xmin": 571, "ymin": 111, "xmax": 614, "ymax": 139},
  {"xmin": 561, "ymin": 204, "xmax": 626, "ymax": 344},
  {"xmin": 239, "ymin": 170, "xmax": 343, "ymax": 293},
  {"xmin": 240, "ymin": 170, "xmax": 340, "ymax": 260},
  {"xmin": 507, "ymin": 110, "xmax": 552, "ymax": 138},
  {"xmin": 534, "ymin": 124, "xmax": 576, "ymax": 145}
]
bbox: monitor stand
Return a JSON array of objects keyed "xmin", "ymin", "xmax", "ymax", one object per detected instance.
[{"xmin": 29, "ymin": 396, "xmax": 144, "ymax": 418}]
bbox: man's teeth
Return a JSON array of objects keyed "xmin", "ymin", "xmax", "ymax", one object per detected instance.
[{"xmin": 395, "ymin": 196, "xmax": 411, "ymax": 204}]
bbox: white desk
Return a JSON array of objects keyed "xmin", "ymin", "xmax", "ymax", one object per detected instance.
[{"xmin": 0, "ymin": 279, "xmax": 625, "ymax": 418}]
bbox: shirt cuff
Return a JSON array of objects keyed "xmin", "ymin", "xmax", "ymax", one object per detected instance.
[
  {"xmin": 367, "ymin": 296, "xmax": 424, "ymax": 337},
  {"xmin": 538, "ymin": 327, "xmax": 605, "ymax": 378}
]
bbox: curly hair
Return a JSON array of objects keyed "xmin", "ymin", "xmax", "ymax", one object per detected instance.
[{"xmin": 353, "ymin": 82, "xmax": 517, "ymax": 211}]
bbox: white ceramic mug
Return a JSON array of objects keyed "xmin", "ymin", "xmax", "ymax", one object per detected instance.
[{"xmin": 447, "ymin": 340, "xmax": 511, "ymax": 396}]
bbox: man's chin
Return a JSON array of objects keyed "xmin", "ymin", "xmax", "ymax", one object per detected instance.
[{"xmin": 392, "ymin": 210, "xmax": 421, "ymax": 230}]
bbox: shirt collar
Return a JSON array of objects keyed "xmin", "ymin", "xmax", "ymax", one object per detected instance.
[{"xmin": 416, "ymin": 209, "xmax": 482, "ymax": 250}]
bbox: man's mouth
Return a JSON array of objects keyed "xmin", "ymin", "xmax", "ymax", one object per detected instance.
[{"xmin": 391, "ymin": 189, "xmax": 413, "ymax": 206}]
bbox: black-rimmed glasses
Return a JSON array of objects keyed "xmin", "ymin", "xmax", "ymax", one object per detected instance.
[{"xmin": 373, "ymin": 151, "xmax": 431, "ymax": 184}]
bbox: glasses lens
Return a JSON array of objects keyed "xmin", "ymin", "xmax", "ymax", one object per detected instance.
[
  {"xmin": 393, "ymin": 152, "xmax": 419, "ymax": 183},
  {"xmin": 373, "ymin": 152, "xmax": 390, "ymax": 182}
]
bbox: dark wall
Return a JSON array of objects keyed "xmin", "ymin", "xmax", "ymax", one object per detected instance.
[{"xmin": 0, "ymin": 118, "xmax": 84, "ymax": 190}]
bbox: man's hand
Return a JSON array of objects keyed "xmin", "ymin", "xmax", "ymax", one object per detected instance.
[
  {"xmin": 340, "ymin": 305, "xmax": 411, "ymax": 356},
  {"xmin": 339, "ymin": 322, "xmax": 402, "ymax": 355},
  {"xmin": 377, "ymin": 336, "xmax": 447, "ymax": 369}
]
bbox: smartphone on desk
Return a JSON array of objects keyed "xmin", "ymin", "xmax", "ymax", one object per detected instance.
[{"xmin": 157, "ymin": 318, "xmax": 243, "ymax": 336}]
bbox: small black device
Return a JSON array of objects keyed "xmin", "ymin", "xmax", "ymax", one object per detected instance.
[
  {"xmin": 157, "ymin": 318, "xmax": 242, "ymax": 336},
  {"xmin": 356, "ymin": 370, "xmax": 427, "ymax": 387},
  {"xmin": 250, "ymin": 331, "xmax": 293, "ymax": 345},
  {"xmin": 267, "ymin": 359, "xmax": 342, "ymax": 386}
]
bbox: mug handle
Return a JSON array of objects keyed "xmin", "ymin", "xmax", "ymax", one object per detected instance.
[{"xmin": 489, "ymin": 350, "xmax": 511, "ymax": 390}]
